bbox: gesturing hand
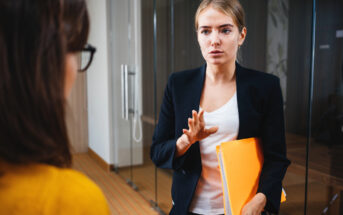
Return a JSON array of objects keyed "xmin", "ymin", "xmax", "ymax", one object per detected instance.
[
  {"xmin": 183, "ymin": 110, "xmax": 218, "ymax": 145},
  {"xmin": 175, "ymin": 109, "xmax": 218, "ymax": 157}
]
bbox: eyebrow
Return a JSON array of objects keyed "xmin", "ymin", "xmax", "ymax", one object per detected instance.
[{"xmin": 199, "ymin": 24, "xmax": 234, "ymax": 29}]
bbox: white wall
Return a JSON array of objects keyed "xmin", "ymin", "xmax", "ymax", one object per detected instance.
[{"xmin": 86, "ymin": 0, "xmax": 112, "ymax": 163}]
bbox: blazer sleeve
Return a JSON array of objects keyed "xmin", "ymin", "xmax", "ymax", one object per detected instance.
[
  {"xmin": 150, "ymin": 74, "xmax": 188, "ymax": 170},
  {"xmin": 257, "ymin": 77, "xmax": 291, "ymax": 213}
]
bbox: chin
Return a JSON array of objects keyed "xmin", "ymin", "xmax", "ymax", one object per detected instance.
[{"xmin": 206, "ymin": 58, "xmax": 227, "ymax": 66}]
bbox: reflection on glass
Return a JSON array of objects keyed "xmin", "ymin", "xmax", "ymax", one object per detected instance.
[
  {"xmin": 307, "ymin": 0, "xmax": 343, "ymax": 214},
  {"xmin": 239, "ymin": 0, "xmax": 311, "ymax": 214}
]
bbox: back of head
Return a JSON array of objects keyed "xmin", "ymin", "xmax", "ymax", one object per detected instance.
[{"xmin": 0, "ymin": 0, "xmax": 89, "ymax": 167}]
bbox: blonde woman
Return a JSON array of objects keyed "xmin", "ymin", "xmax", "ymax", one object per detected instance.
[{"xmin": 151, "ymin": 0, "xmax": 290, "ymax": 214}]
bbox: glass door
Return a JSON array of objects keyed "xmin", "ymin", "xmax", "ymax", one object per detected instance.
[
  {"xmin": 107, "ymin": 0, "xmax": 146, "ymax": 190},
  {"xmin": 131, "ymin": 0, "xmax": 157, "ymax": 208},
  {"xmin": 307, "ymin": 0, "xmax": 343, "ymax": 214},
  {"xmin": 154, "ymin": 0, "xmax": 174, "ymax": 213},
  {"xmin": 107, "ymin": 0, "xmax": 343, "ymax": 214},
  {"xmin": 155, "ymin": 0, "xmax": 203, "ymax": 212},
  {"xmin": 108, "ymin": 0, "xmax": 159, "ymax": 210}
]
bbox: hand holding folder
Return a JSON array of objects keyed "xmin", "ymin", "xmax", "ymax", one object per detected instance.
[{"xmin": 216, "ymin": 138, "xmax": 286, "ymax": 215}]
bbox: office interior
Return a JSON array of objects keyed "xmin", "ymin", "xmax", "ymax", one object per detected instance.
[{"xmin": 68, "ymin": 0, "xmax": 343, "ymax": 214}]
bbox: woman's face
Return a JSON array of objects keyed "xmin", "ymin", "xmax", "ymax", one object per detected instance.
[
  {"xmin": 64, "ymin": 53, "xmax": 78, "ymax": 99},
  {"xmin": 197, "ymin": 6, "xmax": 246, "ymax": 66}
]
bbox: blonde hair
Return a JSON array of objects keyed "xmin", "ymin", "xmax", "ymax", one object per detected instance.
[{"xmin": 195, "ymin": 0, "xmax": 245, "ymax": 32}]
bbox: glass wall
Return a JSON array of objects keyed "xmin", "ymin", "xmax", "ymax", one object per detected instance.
[
  {"xmin": 113, "ymin": 0, "xmax": 343, "ymax": 214},
  {"xmin": 307, "ymin": 0, "xmax": 343, "ymax": 214},
  {"xmin": 232, "ymin": 0, "xmax": 312, "ymax": 214}
]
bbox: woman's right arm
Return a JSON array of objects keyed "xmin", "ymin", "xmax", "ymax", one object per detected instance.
[
  {"xmin": 151, "ymin": 74, "xmax": 218, "ymax": 170},
  {"xmin": 150, "ymin": 73, "xmax": 186, "ymax": 170}
]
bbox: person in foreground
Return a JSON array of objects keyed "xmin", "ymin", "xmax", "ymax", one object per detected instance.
[
  {"xmin": 0, "ymin": 0, "xmax": 109, "ymax": 214},
  {"xmin": 150, "ymin": 0, "xmax": 290, "ymax": 214}
]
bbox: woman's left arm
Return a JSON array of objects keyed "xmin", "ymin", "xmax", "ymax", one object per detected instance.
[{"xmin": 243, "ymin": 77, "xmax": 291, "ymax": 214}]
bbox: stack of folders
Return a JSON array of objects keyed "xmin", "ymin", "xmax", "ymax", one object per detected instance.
[{"xmin": 216, "ymin": 137, "xmax": 286, "ymax": 215}]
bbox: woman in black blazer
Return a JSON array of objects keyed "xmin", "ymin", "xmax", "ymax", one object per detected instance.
[{"xmin": 151, "ymin": 0, "xmax": 290, "ymax": 214}]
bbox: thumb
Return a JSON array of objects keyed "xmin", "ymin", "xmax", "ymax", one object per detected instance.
[{"xmin": 205, "ymin": 126, "xmax": 218, "ymax": 135}]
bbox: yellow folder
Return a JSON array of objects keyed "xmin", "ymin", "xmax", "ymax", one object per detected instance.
[{"xmin": 216, "ymin": 137, "xmax": 286, "ymax": 215}]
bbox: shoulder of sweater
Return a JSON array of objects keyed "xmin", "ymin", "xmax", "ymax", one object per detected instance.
[
  {"xmin": 0, "ymin": 163, "xmax": 109, "ymax": 214},
  {"xmin": 51, "ymin": 166, "xmax": 110, "ymax": 214},
  {"xmin": 54, "ymin": 167, "xmax": 104, "ymax": 197}
]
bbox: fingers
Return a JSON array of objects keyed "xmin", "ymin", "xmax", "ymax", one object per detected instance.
[
  {"xmin": 182, "ymin": 129, "xmax": 189, "ymax": 136},
  {"xmin": 198, "ymin": 109, "xmax": 204, "ymax": 123},
  {"xmin": 185, "ymin": 110, "xmax": 214, "ymax": 143},
  {"xmin": 188, "ymin": 118, "xmax": 194, "ymax": 130},
  {"xmin": 204, "ymin": 126, "xmax": 218, "ymax": 135},
  {"xmin": 190, "ymin": 110, "xmax": 201, "ymax": 129},
  {"xmin": 198, "ymin": 110, "xmax": 205, "ymax": 128},
  {"xmin": 192, "ymin": 110, "xmax": 198, "ymax": 123},
  {"xmin": 192, "ymin": 110, "xmax": 201, "ymax": 129},
  {"xmin": 183, "ymin": 129, "xmax": 194, "ymax": 145}
]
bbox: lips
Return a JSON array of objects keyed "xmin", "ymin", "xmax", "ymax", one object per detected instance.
[{"xmin": 209, "ymin": 50, "xmax": 224, "ymax": 55}]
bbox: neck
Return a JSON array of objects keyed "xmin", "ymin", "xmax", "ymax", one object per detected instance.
[{"xmin": 206, "ymin": 61, "xmax": 236, "ymax": 84}]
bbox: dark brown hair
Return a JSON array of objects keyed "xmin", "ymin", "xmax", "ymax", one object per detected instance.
[
  {"xmin": 0, "ymin": 0, "xmax": 89, "ymax": 167},
  {"xmin": 195, "ymin": 0, "xmax": 245, "ymax": 32}
]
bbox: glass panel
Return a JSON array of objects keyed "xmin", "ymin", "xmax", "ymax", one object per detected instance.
[
  {"xmin": 238, "ymin": 0, "xmax": 312, "ymax": 214},
  {"xmin": 132, "ymin": 0, "xmax": 157, "ymax": 205},
  {"xmin": 145, "ymin": 0, "xmax": 323, "ymax": 214},
  {"xmin": 107, "ymin": 0, "xmax": 132, "ymax": 182},
  {"xmin": 307, "ymin": 0, "xmax": 343, "ymax": 214},
  {"xmin": 153, "ymin": 0, "xmax": 204, "ymax": 213},
  {"xmin": 150, "ymin": 0, "xmax": 314, "ymax": 214},
  {"xmin": 173, "ymin": 0, "xmax": 204, "ymax": 72},
  {"xmin": 155, "ymin": 0, "xmax": 173, "ymax": 213}
]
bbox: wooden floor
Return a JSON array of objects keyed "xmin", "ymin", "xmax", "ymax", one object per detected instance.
[
  {"xmin": 72, "ymin": 153, "xmax": 159, "ymax": 215},
  {"xmin": 117, "ymin": 162, "xmax": 173, "ymax": 213},
  {"xmin": 282, "ymin": 133, "xmax": 343, "ymax": 214},
  {"xmin": 71, "ymin": 132, "xmax": 343, "ymax": 214},
  {"xmin": 286, "ymin": 133, "xmax": 343, "ymax": 189}
]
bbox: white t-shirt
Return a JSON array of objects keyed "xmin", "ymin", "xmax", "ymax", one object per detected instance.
[{"xmin": 189, "ymin": 92, "xmax": 239, "ymax": 215}]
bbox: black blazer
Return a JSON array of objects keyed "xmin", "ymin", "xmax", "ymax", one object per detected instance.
[{"xmin": 151, "ymin": 63, "xmax": 290, "ymax": 215}]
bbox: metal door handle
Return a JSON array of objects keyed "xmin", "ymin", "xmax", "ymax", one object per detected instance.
[
  {"xmin": 121, "ymin": 64, "xmax": 129, "ymax": 120},
  {"xmin": 124, "ymin": 64, "xmax": 129, "ymax": 120}
]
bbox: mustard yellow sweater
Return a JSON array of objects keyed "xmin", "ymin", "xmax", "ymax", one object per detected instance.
[{"xmin": 0, "ymin": 162, "xmax": 110, "ymax": 215}]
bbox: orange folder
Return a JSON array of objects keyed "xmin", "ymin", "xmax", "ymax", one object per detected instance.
[{"xmin": 216, "ymin": 137, "xmax": 286, "ymax": 215}]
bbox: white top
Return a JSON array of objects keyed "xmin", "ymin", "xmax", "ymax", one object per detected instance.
[{"xmin": 189, "ymin": 92, "xmax": 239, "ymax": 215}]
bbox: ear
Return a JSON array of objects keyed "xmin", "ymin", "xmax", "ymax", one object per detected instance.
[
  {"xmin": 64, "ymin": 54, "xmax": 78, "ymax": 99},
  {"xmin": 238, "ymin": 27, "xmax": 247, "ymax": 46}
]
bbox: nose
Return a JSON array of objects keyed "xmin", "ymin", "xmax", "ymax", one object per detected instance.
[{"xmin": 210, "ymin": 31, "xmax": 221, "ymax": 46}]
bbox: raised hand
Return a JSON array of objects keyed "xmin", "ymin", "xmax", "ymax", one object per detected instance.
[
  {"xmin": 183, "ymin": 110, "xmax": 218, "ymax": 144},
  {"xmin": 175, "ymin": 110, "xmax": 218, "ymax": 157}
]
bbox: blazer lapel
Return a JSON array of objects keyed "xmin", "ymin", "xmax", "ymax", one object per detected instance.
[
  {"xmin": 236, "ymin": 63, "xmax": 249, "ymax": 140},
  {"xmin": 181, "ymin": 65, "xmax": 206, "ymax": 129},
  {"xmin": 180, "ymin": 65, "xmax": 206, "ymax": 162},
  {"xmin": 191, "ymin": 65, "xmax": 206, "ymax": 112}
]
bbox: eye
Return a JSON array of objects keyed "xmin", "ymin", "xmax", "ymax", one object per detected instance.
[
  {"xmin": 200, "ymin": 29, "xmax": 210, "ymax": 35},
  {"xmin": 221, "ymin": 28, "xmax": 231, "ymax": 34}
]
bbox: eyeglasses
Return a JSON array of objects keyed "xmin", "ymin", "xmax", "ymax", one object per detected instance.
[{"xmin": 79, "ymin": 44, "xmax": 96, "ymax": 72}]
